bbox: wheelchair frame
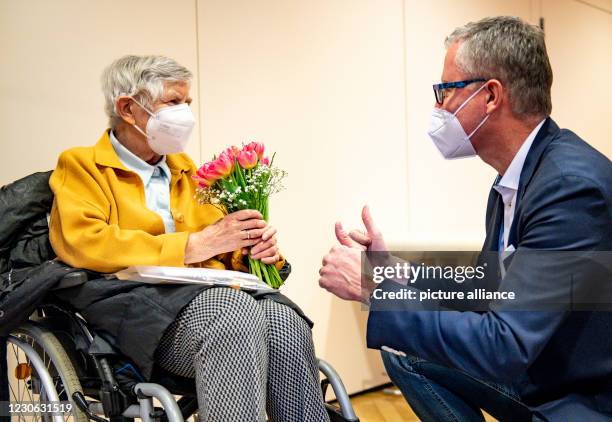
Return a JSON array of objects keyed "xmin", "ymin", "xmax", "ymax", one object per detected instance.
[{"xmin": 7, "ymin": 300, "xmax": 359, "ymax": 422}]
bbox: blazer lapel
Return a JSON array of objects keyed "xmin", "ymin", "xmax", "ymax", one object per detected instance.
[
  {"xmin": 507, "ymin": 118, "xmax": 560, "ymax": 247},
  {"xmin": 482, "ymin": 184, "xmax": 504, "ymax": 252}
]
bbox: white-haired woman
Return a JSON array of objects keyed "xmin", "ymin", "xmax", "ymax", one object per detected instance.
[{"xmin": 49, "ymin": 55, "xmax": 330, "ymax": 421}]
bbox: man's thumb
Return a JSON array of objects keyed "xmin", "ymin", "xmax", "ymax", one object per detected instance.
[{"xmin": 362, "ymin": 205, "xmax": 380, "ymax": 237}]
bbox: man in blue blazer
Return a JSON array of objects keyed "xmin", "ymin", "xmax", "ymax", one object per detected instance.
[{"xmin": 319, "ymin": 16, "xmax": 612, "ymax": 421}]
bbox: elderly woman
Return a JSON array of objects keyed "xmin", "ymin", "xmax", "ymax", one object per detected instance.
[{"xmin": 49, "ymin": 55, "xmax": 329, "ymax": 422}]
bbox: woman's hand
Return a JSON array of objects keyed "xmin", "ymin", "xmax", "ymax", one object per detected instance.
[
  {"xmin": 184, "ymin": 209, "xmax": 266, "ymax": 264},
  {"xmin": 247, "ymin": 225, "xmax": 280, "ymax": 265}
]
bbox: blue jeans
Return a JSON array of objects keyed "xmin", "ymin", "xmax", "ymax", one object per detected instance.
[{"xmin": 382, "ymin": 351, "xmax": 540, "ymax": 422}]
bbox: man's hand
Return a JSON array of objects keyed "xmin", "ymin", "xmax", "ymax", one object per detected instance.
[
  {"xmin": 334, "ymin": 222, "xmax": 368, "ymax": 251},
  {"xmin": 335, "ymin": 205, "xmax": 388, "ymax": 252},
  {"xmin": 320, "ymin": 205, "xmax": 388, "ymax": 303},
  {"xmin": 319, "ymin": 244, "xmax": 369, "ymax": 303}
]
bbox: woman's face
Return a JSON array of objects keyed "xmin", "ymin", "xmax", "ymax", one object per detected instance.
[{"xmin": 129, "ymin": 81, "xmax": 193, "ymax": 163}]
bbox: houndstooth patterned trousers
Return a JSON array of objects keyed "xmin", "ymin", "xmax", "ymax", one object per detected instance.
[{"xmin": 155, "ymin": 287, "xmax": 330, "ymax": 422}]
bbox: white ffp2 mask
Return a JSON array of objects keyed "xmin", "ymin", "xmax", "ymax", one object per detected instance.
[
  {"xmin": 130, "ymin": 98, "xmax": 195, "ymax": 155},
  {"xmin": 427, "ymin": 84, "xmax": 489, "ymax": 159}
]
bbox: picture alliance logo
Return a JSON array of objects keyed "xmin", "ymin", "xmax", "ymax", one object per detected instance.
[{"xmin": 372, "ymin": 262, "xmax": 487, "ymax": 284}]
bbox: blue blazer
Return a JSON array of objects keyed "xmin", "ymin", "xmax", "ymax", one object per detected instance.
[{"xmin": 367, "ymin": 118, "xmax": 612, "ymax": 420}]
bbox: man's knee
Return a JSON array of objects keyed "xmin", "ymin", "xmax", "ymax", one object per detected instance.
[{"xmin": 381, "ymin": 350, "xmax": 426, "ymax": 380}]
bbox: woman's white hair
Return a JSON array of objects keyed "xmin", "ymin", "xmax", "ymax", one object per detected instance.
[{"xmin": 101, "ymin": 55, "xmax": 193, "ymax": 128}]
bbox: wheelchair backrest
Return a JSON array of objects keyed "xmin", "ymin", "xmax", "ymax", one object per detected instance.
[{"xmin": 0, "ymin": 171, "xmax": 55, "ymax": 273}]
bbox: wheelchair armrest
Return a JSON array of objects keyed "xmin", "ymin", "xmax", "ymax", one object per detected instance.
[
  {"xmin": 50, "ymin": 260, "xmax": 103, "ymax": 290},
  {"xmin": 55, "ymin": 271, "xmax": 89, "ymax": 289}
]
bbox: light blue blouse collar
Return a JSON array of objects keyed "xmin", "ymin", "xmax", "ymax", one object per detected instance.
[{"xmin": 109, "ymin": 130, "xmax": 170, "ymax": 185}]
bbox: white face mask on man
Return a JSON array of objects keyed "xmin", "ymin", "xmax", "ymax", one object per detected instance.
[
  {"xmin": 427, "ymin": 83, "xmax": 489, "ymax": 159},
  {"xmin": 129, "ymin": 97, "xmax": 196, "ymax": 155}
]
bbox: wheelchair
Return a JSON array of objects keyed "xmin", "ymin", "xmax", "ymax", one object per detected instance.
[
  {"xmin": 1, "ymin": 172, "xmax": 359, "ymax": 421},
  {"xmin": 5, "ymin": 270, "xmax": 359, "ymax": 422}
]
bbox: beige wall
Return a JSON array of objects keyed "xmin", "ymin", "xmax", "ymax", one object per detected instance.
[
  {"xmin": 0, "ymin": 0, "xmax": 201, "ymax": 185},
  {"xmin": 197, "ymin": 0, "xmax": 408, "ymax": 392},
  {"xmin": 2, "ymin": 0, "xmax": 611, "ymax": 395},
  {"xmin": 543, "ymin": 0, "xmax": 612, "ymax": 159},
  {"xmin": 401, "ymin": 0, "xmax": 532, "ymax": 251}
]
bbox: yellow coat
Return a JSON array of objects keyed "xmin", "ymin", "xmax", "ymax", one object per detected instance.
[{"xmin": 49, "ymin": 130, "xmax": 280, "ymax": 274}]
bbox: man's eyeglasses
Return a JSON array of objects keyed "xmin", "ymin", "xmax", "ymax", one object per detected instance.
[{"xmin": 433, "ymin": 79, "xmax": 486, "ymax": 105}]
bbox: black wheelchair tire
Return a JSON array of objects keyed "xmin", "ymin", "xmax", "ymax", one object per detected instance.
[{"xmin": 11, "ymin": 322, "xmax": 89, "ymax": 422}]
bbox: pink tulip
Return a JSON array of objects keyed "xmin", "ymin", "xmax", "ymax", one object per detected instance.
[
  {"xmin": 244, "ymin": 141, "xmax": 265, "ymax": 160},
  {"xmin": 195, "ymin": 163, "xmax": 218, "ymax": 187},
  {"xmin": 205, "ymin": 161, "xmax": 226, "ymax": 180},
  {"xmin": 237, "ymin": 150, "xmax": 258, "ymax": 169},
  {"xmin": 196, "ymin": 162, "xmax": 211, "ymax": 179},
  {"xmin": 192, "ymin": 174, "xmax": 214, "ymax": 188},
  {"xmin": 261, "ymin": 156, "xmax": 270, "ymax": 166},
  {"xmin": 197, "ymin": 161, "xmax": 225, "ymax": 181},
  {"xmin": 224, "ymin": 145, "xmax": 241, "ymax": 159},
  {"xmin": 216, "ymin": 153, "xmax": 234, "ymax": 176}
]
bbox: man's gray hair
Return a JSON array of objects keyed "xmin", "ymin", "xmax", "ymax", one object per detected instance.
[
  {"xmin": 101, "ymin": 55, "xmax": 193, "ymax": 128},
  {"xmin": 445, "ymin": 16, "xmax": 553, "ymax": 117}
]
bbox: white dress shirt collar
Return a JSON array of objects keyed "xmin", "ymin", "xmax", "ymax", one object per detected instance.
[
  {"xmin": 496, "ymin": 119, "xmax": 546, "ymax": 193},
  {"xmin": 492, "ymin": 119, "xmax": 546, "ymax": 253}
]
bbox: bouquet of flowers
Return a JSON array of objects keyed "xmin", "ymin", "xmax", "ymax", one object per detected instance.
[{"xmin": 193, "ymin": 142, "xmax": 287, "ymax": 288}]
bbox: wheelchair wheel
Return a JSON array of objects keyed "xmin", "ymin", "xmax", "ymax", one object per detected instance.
[{"xmin": 9, "ymin": 322, "xmax": 89, "ymax": 422}]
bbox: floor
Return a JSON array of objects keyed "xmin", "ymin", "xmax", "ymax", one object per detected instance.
[{"xmin": 348, "ymin": 386, "xmax": 497, "ymax": 422}]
